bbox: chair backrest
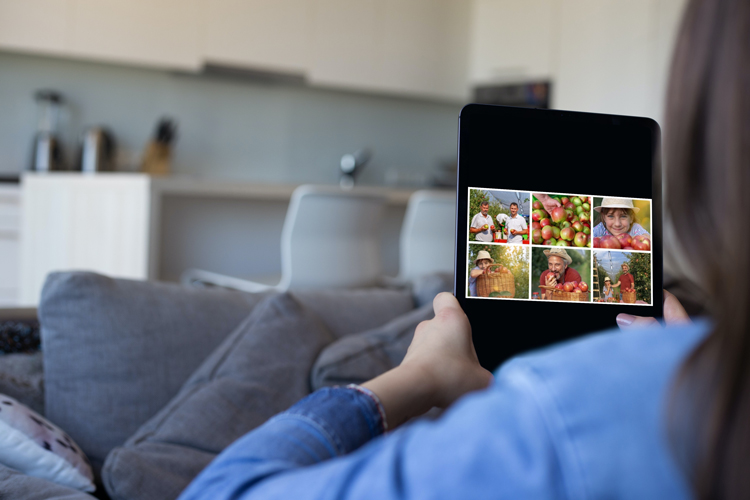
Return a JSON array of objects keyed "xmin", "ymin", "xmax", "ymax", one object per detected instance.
[
  {"xmin": 399, "ymin": 189, "xmax": 456, "ymax": 281},
  {"xmin": 279, "ymin": 185, "xmax": 387, "ymax": 290}
]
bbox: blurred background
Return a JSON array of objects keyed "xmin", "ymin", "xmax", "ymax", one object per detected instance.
[{"xmin": 0, "ymin": 0, "xmax": 688, "ymax": 307}]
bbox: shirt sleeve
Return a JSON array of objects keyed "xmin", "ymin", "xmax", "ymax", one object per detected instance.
[
  {"xmin": 178, "ymin": 366, "xmax": 572, "ymax": 500},
  {"xmin": 471, "ymin": 214, "xmax": 480, "ymax": 228},
  {"xmin": 520, "ymin": 218, "xmax": 528, "ymax": 230}
]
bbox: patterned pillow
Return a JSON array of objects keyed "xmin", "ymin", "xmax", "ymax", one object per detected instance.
[{"xmin": 0, "ymin": 394, "xmax": 94, "ymax": 492}]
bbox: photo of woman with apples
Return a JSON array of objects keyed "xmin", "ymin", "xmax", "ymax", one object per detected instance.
[
  {"xmin": 530, "ymin": 193, "xmax": 592, "ymax": 248},
  {"xmin": 467, "ymin": 244, "xmax": 530, "ymax": 299},
  {"xmin": 531, "ymin": 247, "xmax": 591, "ymax": 301},
  {"xmin": 593, "ymin": 250, "xmax": 651, "ymax": 304},
  {"xmin": 592, "ymin": 198, "xmax": 652, "ymax": 250}
]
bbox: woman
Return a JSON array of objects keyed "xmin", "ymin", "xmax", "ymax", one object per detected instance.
[
  {"xmin": 180, "ymin": 1, "xmax": 748, "ymax": 498},
  {"xmin": 592, "ymin": 198, "xmax": 651, "ymax": 238}
]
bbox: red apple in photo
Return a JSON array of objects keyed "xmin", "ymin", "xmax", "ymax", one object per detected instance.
[
  {"xmin": 532, "ymin": 209, "xmax": 546, "ymax": 222},
  {"xmin": 600, "ymin": 235, "xmax": 622, "ymax": 249},
  {"xmin": 540, "ymin": 218, "xmax": 551, "ymax": 227},
  {"xmin": 532, "ymin": 228, "xmax": 543, "ymax": 244},
  {"xmin": 560, "ymin": 196, "xmax": 569, "ymax": 205},
  {"xmin": 560, "ymin": 227, "xmax": 575, "ymax": 241},
  {"xmin": 541, "ymin": 226, "xmax": 554, "ymax": 240},
  {"xmin": 543, "ymin": 238, "xmax": 557, "ymax": 245},
  {"xmin": 566, "ymin": 210, "xmax": 575, "ymax": 222},
  {"xmin": 574, "ymin": 288, "xmax": 582, "ymax": 294},
  {"xmin": 632, "ymin": 235, "xmax": 651, "ymax": 251},
  {"xmin": 580, "ymin": 212, "xmax": 590, "ymax": 222},
  {"xmin": 565, "ymin": 202, "xmax": 575, "ymax": 210},
  {"xmin": 551, "ymin": 226, "xmax": 561, "ymax": 239},
  {"xmin": 572, "ymin": 221, "xmax": 584, "ymax": 232},
  {"xmin": 564, "ymin": 282, "xmax": 574, "ymax": 292},
  {"xmin": 556, "ymin": 283, "xmax": 564, "ymax": 290},
  {"xmin": 551, "ymin": 206, "xmax": 567, "ymax": 223},
  {"xmin": 616, "ymin": 234, "xmax": 632, "ymax": 248},
  {"xmin": 580, "ymin": 282, "xmax": 589, "ymax": 292},
  {"xmin": 593, "ymin": 237, "xmax": 602, "ymax": 247},
  {"xmin": 533, "ymin": 200, "xmax": 542, "ymax": 210},
  {"xmin": 532, "ymin": 221, "xmax": 541, "ymax": 230},
  {"xmin": 574, "ymin": 232, "xmax": 588, "ymax": 247}
]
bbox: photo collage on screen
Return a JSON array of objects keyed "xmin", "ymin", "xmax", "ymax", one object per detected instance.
[{"xmin": 466, "ymin": 188, "xmax": 652, "ymax": 305}]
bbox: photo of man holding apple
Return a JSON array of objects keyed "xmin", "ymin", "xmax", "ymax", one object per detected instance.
[
  {"xmin": 532, "ymin": 247, "xmax": 591, "ymax": 301},
  {"xmin": 469, "ymin": 200, "xmax": 494, "ymax": 242},
  {"xmin": 468, "ymin": 188, "xmax": 530, "ymax": 244}
]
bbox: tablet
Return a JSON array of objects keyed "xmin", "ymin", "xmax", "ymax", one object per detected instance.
[{"xmin": 455, "ymin": 104, "xmax": 663, "ymax": 370}]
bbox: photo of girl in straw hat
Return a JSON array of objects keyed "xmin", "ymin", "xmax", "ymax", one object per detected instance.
[{"xmin": 592, "ymin": 197, "xmax": 651, "ymax": 240}]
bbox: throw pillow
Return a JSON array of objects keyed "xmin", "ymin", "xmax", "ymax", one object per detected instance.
[
  {"xmin": 310, "ymin": 303, "xmax": 434, "ymax": 390},
  {"xmin": 102, "ymin": 293, "xmax": 337, "ymax": 500},
  {"xmin": 0, "ymin": 394, "xmax": 94, "ymax": 492},
  {"xmin": 39, "ymin": 272, "xmax": 264, "ymax": 474}
]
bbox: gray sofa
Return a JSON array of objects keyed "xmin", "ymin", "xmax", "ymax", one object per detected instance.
[{"xmin": 0, "ymin": 271, "xmax": 449, "ymax": 500}]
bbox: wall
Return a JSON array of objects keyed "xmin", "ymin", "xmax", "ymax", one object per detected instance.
[{"xmin": 0, "ymin": 51, "xmax": 463, "ymax": 185}]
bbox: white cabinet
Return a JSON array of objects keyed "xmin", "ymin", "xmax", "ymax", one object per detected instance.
[
  {"xmin": 0, "ymin": 0, "xmax": 70, "ymax": 56},
  {"xmin": 202, "ymin": 0, "xmax": 312, "ymax": 74},
  {"xmin": 66, "ymin": 0, "xmax": 203, "ymax": 70},
  {"xmin": 469, "ymin": 0, "xmax": 556, "ymax": 85},
  {"xmin": 0, "ymin": 185, "xmax": 21, "ymax": 307}
]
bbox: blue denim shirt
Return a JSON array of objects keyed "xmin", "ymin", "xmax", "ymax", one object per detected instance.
[{"xmin": 179, "ymin": 321, "xmax": 707, "ymax": 499}]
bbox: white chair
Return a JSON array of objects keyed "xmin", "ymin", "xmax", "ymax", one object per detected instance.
[
  {"xmin": 181, "ymin": 185, "xmax": 387, "ymax": 292},
  {"xmin": 396, "ymin": 189, "xmax": 456, "ymax": 282}
]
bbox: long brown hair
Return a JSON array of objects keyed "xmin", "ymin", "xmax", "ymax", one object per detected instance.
[{"xmin": 666, "ymin": 0, "xmax": 750, "ymax": 498}]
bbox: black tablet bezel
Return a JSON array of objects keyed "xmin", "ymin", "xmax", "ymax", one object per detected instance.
[{"xmin": 454, "ymin": 104, "xmax": 663, "ymax": 371}]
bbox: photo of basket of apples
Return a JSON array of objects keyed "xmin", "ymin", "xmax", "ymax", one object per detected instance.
[
  {"xmin": 542, "ymin": 280, "xmax": 590, "ymax": 302},
  {"xmin": 530, "ymin": 195, "xmax": 592, "ymax": 248},
  {"xmin": 593, "ymin": 233, "xmax": 651, "ymax": 251},
  {"xmin": 621, "ymin": 288, "xmax": 637, "ymax": 303},
  {"xmin": 477, "ymin": 264, "xmax": 515, "ymax": 298}
]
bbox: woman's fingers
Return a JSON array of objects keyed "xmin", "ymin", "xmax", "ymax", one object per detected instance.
[
  {"xmin": 616, "ymin": 290, "xmax": 691, "ymax": 330},
  {"xmin": 616, "ymin": 314, "xmax": 659, "ymax": 329},
  {"xmin": 663, "ymin": 290, "xmax": 691, "ymax": 325}
]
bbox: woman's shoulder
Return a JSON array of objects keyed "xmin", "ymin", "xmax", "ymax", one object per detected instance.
[{"xmin": 487, "ymin": 320, "xmax": 708, "ymax": 497}]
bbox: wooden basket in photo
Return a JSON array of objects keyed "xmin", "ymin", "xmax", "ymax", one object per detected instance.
[
  {"xmin": 541, "ymin": 286, "xmax": 590, "ymax": 302},
  {"xmin": 477, "ymin": 264, "xmax": 515, "ymax": 298},
  {"xmin": 622, "ymin": 290, "xmax": 637, "ymax": 304}
]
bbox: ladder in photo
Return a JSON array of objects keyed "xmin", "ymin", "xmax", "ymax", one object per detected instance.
[{"xmin": 592, "ymin": 254, "xmax": 600, "ymax": 301}]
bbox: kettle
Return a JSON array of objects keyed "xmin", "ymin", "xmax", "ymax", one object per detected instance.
[{"xmin": 76, "ymin": 127, "xmax": 116, "ymax": 172}]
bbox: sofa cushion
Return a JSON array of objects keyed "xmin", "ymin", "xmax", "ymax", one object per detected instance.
[
  {"xmin": 102, "ymin": 294, "xmax": 335, "ymax": 500},
  {"xmin": 310, "ymin": 303, "xmax": 434, "ymax": 390},
  {"xmin": 0, "ymin": 394, "xmax": 94, "ymax": 492},
  {"xmin": 39, "ymin": 272, "xmax": 264, "ymax": 473}
]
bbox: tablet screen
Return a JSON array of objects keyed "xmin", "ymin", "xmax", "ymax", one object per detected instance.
[
  {"xmin": 455, "ymin": 104, "xmax": 662, "ymax": 370},
  {"xmin": 465, "ymin": 190, "xmax": 652, "ymax": 306}
]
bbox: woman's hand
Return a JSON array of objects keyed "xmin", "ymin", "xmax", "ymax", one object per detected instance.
[
  {"xmin": 616, "ymin": 290, "xmax": 690, "ymax": 329},
  {"xmin": 534, "ymin": 193, "xmax": 562, "ymax": 215},
  {"xmin": 362, "ymin": 293, "xmax": 493, "ymax": 428}
]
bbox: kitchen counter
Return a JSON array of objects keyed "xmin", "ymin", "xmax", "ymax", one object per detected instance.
[{"xmin": 19, "ymin": 173, "xmax": 427, "ymax": 305}]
